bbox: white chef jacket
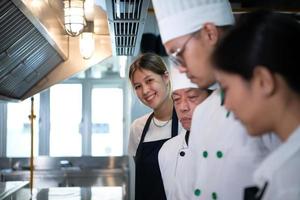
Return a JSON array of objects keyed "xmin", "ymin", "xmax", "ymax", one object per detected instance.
[
  {"xmin": 253, "ymin": 126, "xmax": 300, "ymax": 200},
  {"xmin": 158, "ymin": 129, "xmax": 192, "ymax": 200},
  {"xmin": 184, "ymin": 89, "xmax": 278, "ymax": 200}
]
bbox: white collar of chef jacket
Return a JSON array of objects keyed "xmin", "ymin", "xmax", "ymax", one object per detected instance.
[
  {"xmin": 253, "ymin": 126, "xmax": 300, "ymax": 187},
  {"xmin": 208, "ymin": 82, "xmax": 220, "ymax": 90}
]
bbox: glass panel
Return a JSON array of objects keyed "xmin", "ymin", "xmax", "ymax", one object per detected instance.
[
  {"xmin": 92, "ymin": 88, "xmax": 123, "ymax": 156},
  {"xmin": 50, "ymin": 84, "xmax": 82, "ymax": 156},
  {"xmin": 72, "ymin": 70, "xmax": 86, "ymax": 79},
  {"xmin": 91, "ymin": 187, "xmax": 123, "ymax": 200},
  {"xmin": 90, "ymin": 63, "xmax": 103, "ymax": 79},
  {"xmin": 7, "ymin": 96, "xmax": 40, "ymax": 157}
]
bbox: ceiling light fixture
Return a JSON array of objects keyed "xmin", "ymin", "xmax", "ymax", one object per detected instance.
[
  {"xmin": 64, "ymin": 0, "xmax": 86, "ymax": 37},
  {"xmin": 80, "ymin": 21, "xmax": 95, "ymax": 59}
]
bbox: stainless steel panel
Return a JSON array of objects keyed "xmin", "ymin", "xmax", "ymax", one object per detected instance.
[
  {"xmin": 0, "ymin": 181, "xmax": 29, "ymax": 200},
  {"xmin": 0, "ymin": 157, "xmax": 129, "ymax": 199},
  {"xmin": 106, "ymin": 0, "xmax": 150, "ymax": 56},
  {"xmin": 15, "ymin": 186, "xmax": 125, "ymax": 200},
  {"xmin": 0, "ymin": 0, "xmax": 64, "ymax": 101}
]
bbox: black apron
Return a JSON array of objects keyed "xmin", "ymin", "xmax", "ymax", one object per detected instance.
[
  {"xmin": 135, "ymin": 108, "xmax": 178, "ymax": 200},
  {"xmin": 244, "ymin": 182, "xmax": 268, "ymax": 200}
]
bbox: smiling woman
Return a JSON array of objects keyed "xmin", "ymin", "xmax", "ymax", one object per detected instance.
[{"xmin": 127, "ymin": 53, "xmax": 181, "ymax": 200}]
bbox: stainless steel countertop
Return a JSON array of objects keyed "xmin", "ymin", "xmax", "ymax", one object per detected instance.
[
  {"xmin": 21, "ymin": 186, "xmax": 124, "ymax": 200},
  {"xmin": 0, "ymin": 181, "xmax": 29, "ymax": 200},
  {"xmin": 0, "ymin": 157, "xmax": 130, "ymax": 199}
]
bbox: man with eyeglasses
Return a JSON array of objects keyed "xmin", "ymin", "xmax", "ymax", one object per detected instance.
[{"xmin": 152, "ymin": 0, "xmax": 279, "ymax": 199}]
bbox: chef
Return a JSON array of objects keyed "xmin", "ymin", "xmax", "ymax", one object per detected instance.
[
  {"xmin": 152, "ymin": 0, "xmax": 280, "ymax": 199},
  {"xmin": 158, "ymin": 68, "xmax": 210, "ymax": 200}
]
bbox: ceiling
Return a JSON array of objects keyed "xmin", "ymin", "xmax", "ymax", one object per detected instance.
[
  {"xmin": 0, "ymin": 0, "xmax": 112, "ymax": 101},
  {"xmin": 0, "ymin": 0, "xmax": 299, "ymax": 102}
]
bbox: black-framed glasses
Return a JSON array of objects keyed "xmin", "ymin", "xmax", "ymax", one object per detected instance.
[{"xmin": 168, "ymin": 32, "xmax": 196, "ymax": 68}]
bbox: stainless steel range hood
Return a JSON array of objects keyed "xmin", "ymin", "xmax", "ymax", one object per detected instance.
[
  {"xmin": 0, "ymin": 0, "xmax": 112, "ymax": 101},
  {"xmin": 0, "ymin": 0, "xmax": 66, "ymax": 101}
]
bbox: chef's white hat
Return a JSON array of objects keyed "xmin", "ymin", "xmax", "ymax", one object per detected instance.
[
  {"xmin": 152, "ymin": 0, "xmax": 235, "ymax": 43},
  {"xmin": 171, "ymin": 68, "xmax": 198, "ymax": 92}
]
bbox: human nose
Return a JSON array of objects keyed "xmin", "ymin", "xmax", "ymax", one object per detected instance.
[
  {"xmin": 179, "ymin": 99, "xmax": 189, "ymax": 112},
  {"xmin": 178, "ymin": 65, "xmax": 188, "ymax": 73},
  {"xmin": 142, "ymin": 84, "xmax": 150, "ymax": 95}
]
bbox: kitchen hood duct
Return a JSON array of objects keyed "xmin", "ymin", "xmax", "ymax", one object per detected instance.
[
  {"xmin": 105, "ymin": 0, "xmax": 150, "ymax": 56},
  {"xmin": 0, "ymin": 0, "xmax": 66, "ymax": 101}
]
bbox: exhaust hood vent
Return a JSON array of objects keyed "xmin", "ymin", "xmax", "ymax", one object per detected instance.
[
  {"xmin": 105, "ymin": 0, "xmax": 150, "ymax": 56},
  {"xmin": 0, "ymin": 0, "xmax": 64, "ymax": 101}
]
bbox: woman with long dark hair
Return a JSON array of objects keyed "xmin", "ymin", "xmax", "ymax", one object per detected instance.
[{"xmin": 213, "ymin": 10, "xmax": 300, "ymax": 200}]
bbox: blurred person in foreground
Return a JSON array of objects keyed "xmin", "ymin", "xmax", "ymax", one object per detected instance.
[
  {"xmin": 213, "ymin": 10, "xmax": 300, "ymax": 200},
  {"xmin": 152, "ymin": 0, "xmax": 280, "ymax": 199}
]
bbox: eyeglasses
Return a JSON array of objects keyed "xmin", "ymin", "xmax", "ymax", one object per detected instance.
[{"xmin": 168, "ymin": 32, "xmax": 196, "ymax": 68}]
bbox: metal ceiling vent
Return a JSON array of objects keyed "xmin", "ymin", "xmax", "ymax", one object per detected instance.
[
  {"xmin": 0, "ymin": 0, "xmax": 65, "ymax": 101},
  {"xmin": 106, "ymin": 0, "xmax": 150, "ymax": 56}
]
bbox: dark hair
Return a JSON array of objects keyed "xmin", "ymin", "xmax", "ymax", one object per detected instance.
[
  {"xmin": 129, "ymin": 53, "xmax": 168, "ymax": 81},
  {"xmin": 212, "ymin": 10, "xmax": 300, "ymax": 94}
]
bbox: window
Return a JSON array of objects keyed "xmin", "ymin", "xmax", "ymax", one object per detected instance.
[
  {"xmin": 49, "ymin": 84, "xmax": 82, "ymax": 156},
  {"xmin": 6, "ymin": 96, "xmax": 39, "ymax": 157},
  {"xmin": 91, "ymin": 187, "xmax": 122, "ymax": 199},
  {"xmin": 2, "ymin": 65, "xmax": 129, "ymax": 157},
  {"xmin": 91, "ymin": 88, "xmax": 123, "ymax": 156}
]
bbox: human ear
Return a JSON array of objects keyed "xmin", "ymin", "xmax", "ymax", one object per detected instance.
[
  {"xmin": 163, "ymin": 71, "xmax": 170, "ymax": 83},
  {"xmin": 202, "ymin": 23, "xmax": 219, "ymax": 45},
  {"xmin": 253, "ymin": 66, "xmax": 276, "ymax": 97}
]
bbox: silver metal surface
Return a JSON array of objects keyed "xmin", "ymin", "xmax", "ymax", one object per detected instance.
[
  {"xmin": 0, "ymin": 0, "xmax": 114, "ymax": 101},
  {"xmin": 2, "ymin": 169, "xmax": 126, "ymax": 188},
  {"xmin": 0, "ymin": 181, "xmax": 29, "ymax": 200},
  {"xmin": 105, "ymin": 0, "xmax": 150, "ymax": 56},
  {"xmin": 0, "ymin": 156, "xmax": 129, "ymax": 199},
  {"xmin": 0, "ymin": 0, "xmax": 64, "ymax": 101},
  {"xmin": 11, "ymin": 0, "xmax": 67, "ymax": 60},
  {"xmin": 15, "ymin": 186, "xmax": 124, "ymax": 200}
]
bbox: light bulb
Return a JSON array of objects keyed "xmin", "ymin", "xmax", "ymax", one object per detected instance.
[{"xmin": 80, "ymin": 32, "xmax": 95, "ymax": 59}]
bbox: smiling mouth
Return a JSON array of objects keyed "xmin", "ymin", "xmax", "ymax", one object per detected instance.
[{"xmin": 144, "ymin": 93, "xmax": 155, "ymax": 102}]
